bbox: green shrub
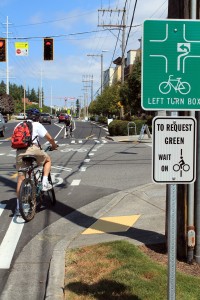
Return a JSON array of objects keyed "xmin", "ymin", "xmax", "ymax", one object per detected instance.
[
  {"xmin": 108, "ymin": 119, "xmax": 151, "ymax": 136},
  {"xmin": 98, "ymin": 116, "xmax": 107, "ymax": 124}
]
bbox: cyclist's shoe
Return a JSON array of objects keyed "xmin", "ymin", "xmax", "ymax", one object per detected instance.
[
  {"xmin": 42, "ymin": 182, "xmax": 52, "ymax": 191},
  {"xmin": 15, "ymin": 208, "xmax": 21, "ymax": 217}
]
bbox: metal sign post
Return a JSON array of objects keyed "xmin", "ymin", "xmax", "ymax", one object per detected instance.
[{"xmin": 168, "ymin": 184, "xmax": 177, "ymax": 300}]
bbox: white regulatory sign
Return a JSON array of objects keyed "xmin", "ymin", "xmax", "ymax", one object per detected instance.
[{"xmin": 153, "ymin": 117, "xmax": 196, "ymax": 184}]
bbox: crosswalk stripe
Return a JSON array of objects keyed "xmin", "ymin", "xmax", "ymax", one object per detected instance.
[
  {"xmin": 71, "ymin": 179, "xmax": 81, "ymax": 186},
  {"xmin": 0, "ymin": 216, "xmax": 24, "ymax": 269}
]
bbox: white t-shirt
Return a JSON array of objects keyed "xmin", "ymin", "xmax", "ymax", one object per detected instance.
[
  {"xmin": 14, "ymin": 120, "xmax": 47, "ymax": 145},
  {"xmin": 32, "ymin": 121, "xmax": 47, "ymax": 144}
]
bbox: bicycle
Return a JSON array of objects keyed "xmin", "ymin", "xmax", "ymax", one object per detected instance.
[
  {"xmin": 18, "ymin": 145, "xmax": 57, "ymax": 222},
  {"xmin": 64, "ymin": 125, "xmax": 72, "ymax": 138},
  {"xmin": 159, "ymin": 75, "xmax": 191, "ymax": 95}
]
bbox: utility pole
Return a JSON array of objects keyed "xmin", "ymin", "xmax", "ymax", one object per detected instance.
[
  {"xmin": 82, "ymin": 75, "xmax": 94, "ymax": 119},
  {"xmin": 2, "ymin": 16, "xmax": 12, "ymax": 95},
  {"xmin": 98, "ymin": 8, "xmax": 126, "ymax": 84},
  {"xmin": 39, "ymin": 68, "xmax": 43, "ymax": 109},
  {"xmin": 167, "ymin": 0, "xmax": 193, "ymax": 261}
]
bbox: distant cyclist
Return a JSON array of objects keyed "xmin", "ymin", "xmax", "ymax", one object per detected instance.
[
  {"xmin": 14, "ymin": 110, "xmax": 58, "ymax": 216},
  {"xmin": 64, "ymin": 115, "xmax": 72, "ymax": 136}
]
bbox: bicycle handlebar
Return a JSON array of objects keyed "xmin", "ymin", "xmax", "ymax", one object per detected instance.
[{"xmin": 44, "ymin": 145, "xmax": 59, "ymax": 152}]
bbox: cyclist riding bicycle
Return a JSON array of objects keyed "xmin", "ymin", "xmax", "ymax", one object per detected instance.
[
  {"xmin": 14, "ymin": 110, "xmax": 58, "ymax": 216},
  {"xmin": 64, "ymin": 115, "xmax": 72, "ymax": 136}
]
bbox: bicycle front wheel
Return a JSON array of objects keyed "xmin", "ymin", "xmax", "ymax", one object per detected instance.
[{"xmin": 19, "ymin": 178, "xmax": 36, "ymax": 222}]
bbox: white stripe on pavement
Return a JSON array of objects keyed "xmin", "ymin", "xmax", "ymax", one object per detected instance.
[
  {"xmin": 84, "ymin": 159, "xmax": 90, "ymax": 163},
  {"xmin": 0, "ymin": 216, "xmax": 24, "ymax": 269},
  {"xmin": 71, "ymin": 180, "xmax": 81, "ymax": 186},
  {"xmin": 79, "ymin": 167, "xmax": 87, "ymax": 172},
  {"xmin": 51, "ymin": 166, "xmax": 72, "ymax": 172}
]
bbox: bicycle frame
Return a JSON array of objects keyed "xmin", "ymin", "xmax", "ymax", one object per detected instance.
[{"xmin": 18, "ymin": 145, "xmax": 56, "ymax": 221}]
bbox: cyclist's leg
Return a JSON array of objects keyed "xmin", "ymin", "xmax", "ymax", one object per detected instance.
[{"xmin": 31, "ymin": 147, "xmax": 51, "ymax": 190}]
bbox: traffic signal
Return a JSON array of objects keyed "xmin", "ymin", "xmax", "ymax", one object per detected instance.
[
  {"xmin": 0, "ymin": 38, "xmax": 6, "ymax": 62},
  {"xmin": 43, "ymin": 38, "xmax": 53, "ymax": 61}
]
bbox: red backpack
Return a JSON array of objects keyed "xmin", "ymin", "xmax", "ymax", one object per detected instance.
[{"xmin": 11, "ymin": 120, "xmax": 33, "ymax": 149}]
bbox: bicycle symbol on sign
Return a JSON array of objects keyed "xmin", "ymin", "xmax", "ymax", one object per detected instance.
[
  {"xmin": 159, "ymin": 75, "xmax": 191, "ymax": 95},
  {"xmin": 173, "ymin": 149, "xmax": 190, "ymax": 177}
]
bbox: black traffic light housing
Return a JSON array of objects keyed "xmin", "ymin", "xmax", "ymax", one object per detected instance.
[
  {"xmin": 43, "ymin": 38, "xmax": 53, "ymax": 61},
  {"xmin": 0, "ymin": 38, "xmax": 6, "ymax": 62}
]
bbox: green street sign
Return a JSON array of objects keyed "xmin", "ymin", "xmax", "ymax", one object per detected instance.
[{"xmin": 142, "ymin": 19, "xmax": 200, "ymax": 110}]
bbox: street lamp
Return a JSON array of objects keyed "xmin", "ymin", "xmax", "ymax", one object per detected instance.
[{"xmin": 87, "ymin": 50, "xmax": 108, "ymax": 94}]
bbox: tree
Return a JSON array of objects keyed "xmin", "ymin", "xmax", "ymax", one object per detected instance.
[
  {"xmin": 120, "ymin": 58, "xmax": 142, "ymax": 116},
  {"xmin": 92, "ymin": 84, "xmax": 121, "ymax": 117}
]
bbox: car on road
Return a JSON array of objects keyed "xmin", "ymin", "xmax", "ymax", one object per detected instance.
[
  {"xmin": 39, "ymin": 113, "xmax": 51, "ymax": 124},
  {"xmin": 16, "ymin": 113, "xmax": 27, "ymax": 120},
  {"xmin": 58, "ymin": 113, "xmax": 67, "ymax": 123},
  {"xmin": 0, "ymin": 113, "xmax": 5, "ymax": 137}
]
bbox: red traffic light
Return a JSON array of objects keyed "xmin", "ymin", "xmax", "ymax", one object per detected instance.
[
  {"xmin": 0, "ymin": 40, "xmax": 5, "ymax": 48},
  {"xmin": 45, "ymin": 41, "xmax": 52, "ymax": 46},
  {"xmin": 43, "ymin": 38, "xmax": 53, "ymax": 61},
  {"xmin": 0, "ymin": 38, "xmax": 6, "ymax": 62}
]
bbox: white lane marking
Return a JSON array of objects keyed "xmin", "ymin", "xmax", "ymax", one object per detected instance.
[
  {"xmin": 51, "ymin": 166, "xmax": 72, "ymax": 172},
  {"xmin": 0, "ymin": 153, "xmax": 6, "ymax": 156},
  {"xmin": 71, "ymin": 140, "xmax": 76, "ymax": 144},
  {"xmin": 92, "ymin": 149, "xmax": 97, "ymax": 151},
  {"xmin": 78, "ymin": 140, "xmax": 83, "ymax": 143},
  {"xmin": 88, "ymin": 153, "xmax": 94, "ymax": 156},
  {"xmin": 79, "ymin": 167, "xmax": 87, "ymax": 172},
  {"xmin": 0, "ymin": 216, "xmax": 24, "ymax": 269},
  {"xmin": 7, "ymin": 154, "xmax": 16, "ymax": 157},
  {"xmin": 71, "ymin": 179, "xmax": 81, "ymax": 186},
  {"xmin": 0, "ymin": 203, "xmax": 6, "ymax": 216},
  {"xmin": 84, "ymin": 159, "xmax": 90, "ymax": 163}
]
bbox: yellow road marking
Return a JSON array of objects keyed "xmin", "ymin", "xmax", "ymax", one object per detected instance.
[
  {"xmin": 86, "ymin": 134, "xmax": 95, "ymax": 139},
  {"xmin": 10, "ymin": 173, "xmax": 18, "ymax": 178},
  {"xmin": 82, "ymin": 215, "xmax": 141, "ymax": 234}
]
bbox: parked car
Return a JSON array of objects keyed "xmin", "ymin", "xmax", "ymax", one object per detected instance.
[
  {"xmin": 0, "ymin": 113, "xmax": 5, "ymax": 137},
  {"xmin": 39, "ymin": 113, "xmax": 51, "ymax": 124},
  {"xmin": 58, "ymin": 113, "xmax": 67, "ymax": 123},
  {"xmin": 16, "ymin": 113, "xmax": 27, "ymax": 120}
]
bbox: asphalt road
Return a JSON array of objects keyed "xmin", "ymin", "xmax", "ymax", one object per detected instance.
[{"xmin": 0, "ymin": 118, "xmax": 152, "ymax": 299}]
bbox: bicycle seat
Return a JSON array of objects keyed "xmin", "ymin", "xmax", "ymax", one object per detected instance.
[{"xmin": 22, "ymin": 155, "xmax": 37, "ymax": 163}]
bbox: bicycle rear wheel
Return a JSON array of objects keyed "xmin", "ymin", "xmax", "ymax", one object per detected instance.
[
  {"xmin": 19, "ymin": 178, "xmax": 36, "ymax": 222},
  {"xmin": 46, "ymin": 173, "xmax": 56, "ymax": 205}
]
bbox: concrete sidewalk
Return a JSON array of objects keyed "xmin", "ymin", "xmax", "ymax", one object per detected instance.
[{"xmin": 45, "ymin": 182, "xmax": 166, "ymax": 299}]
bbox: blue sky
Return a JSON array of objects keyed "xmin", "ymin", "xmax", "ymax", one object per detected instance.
[{"xmin": 0, "ymin": 0, "xmax": 167, "ymax": 110}]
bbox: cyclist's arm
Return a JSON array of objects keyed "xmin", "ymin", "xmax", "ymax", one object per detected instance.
[{"xmin": 45, "ymin": 132, "xmax": 58, "ymax": 150}]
